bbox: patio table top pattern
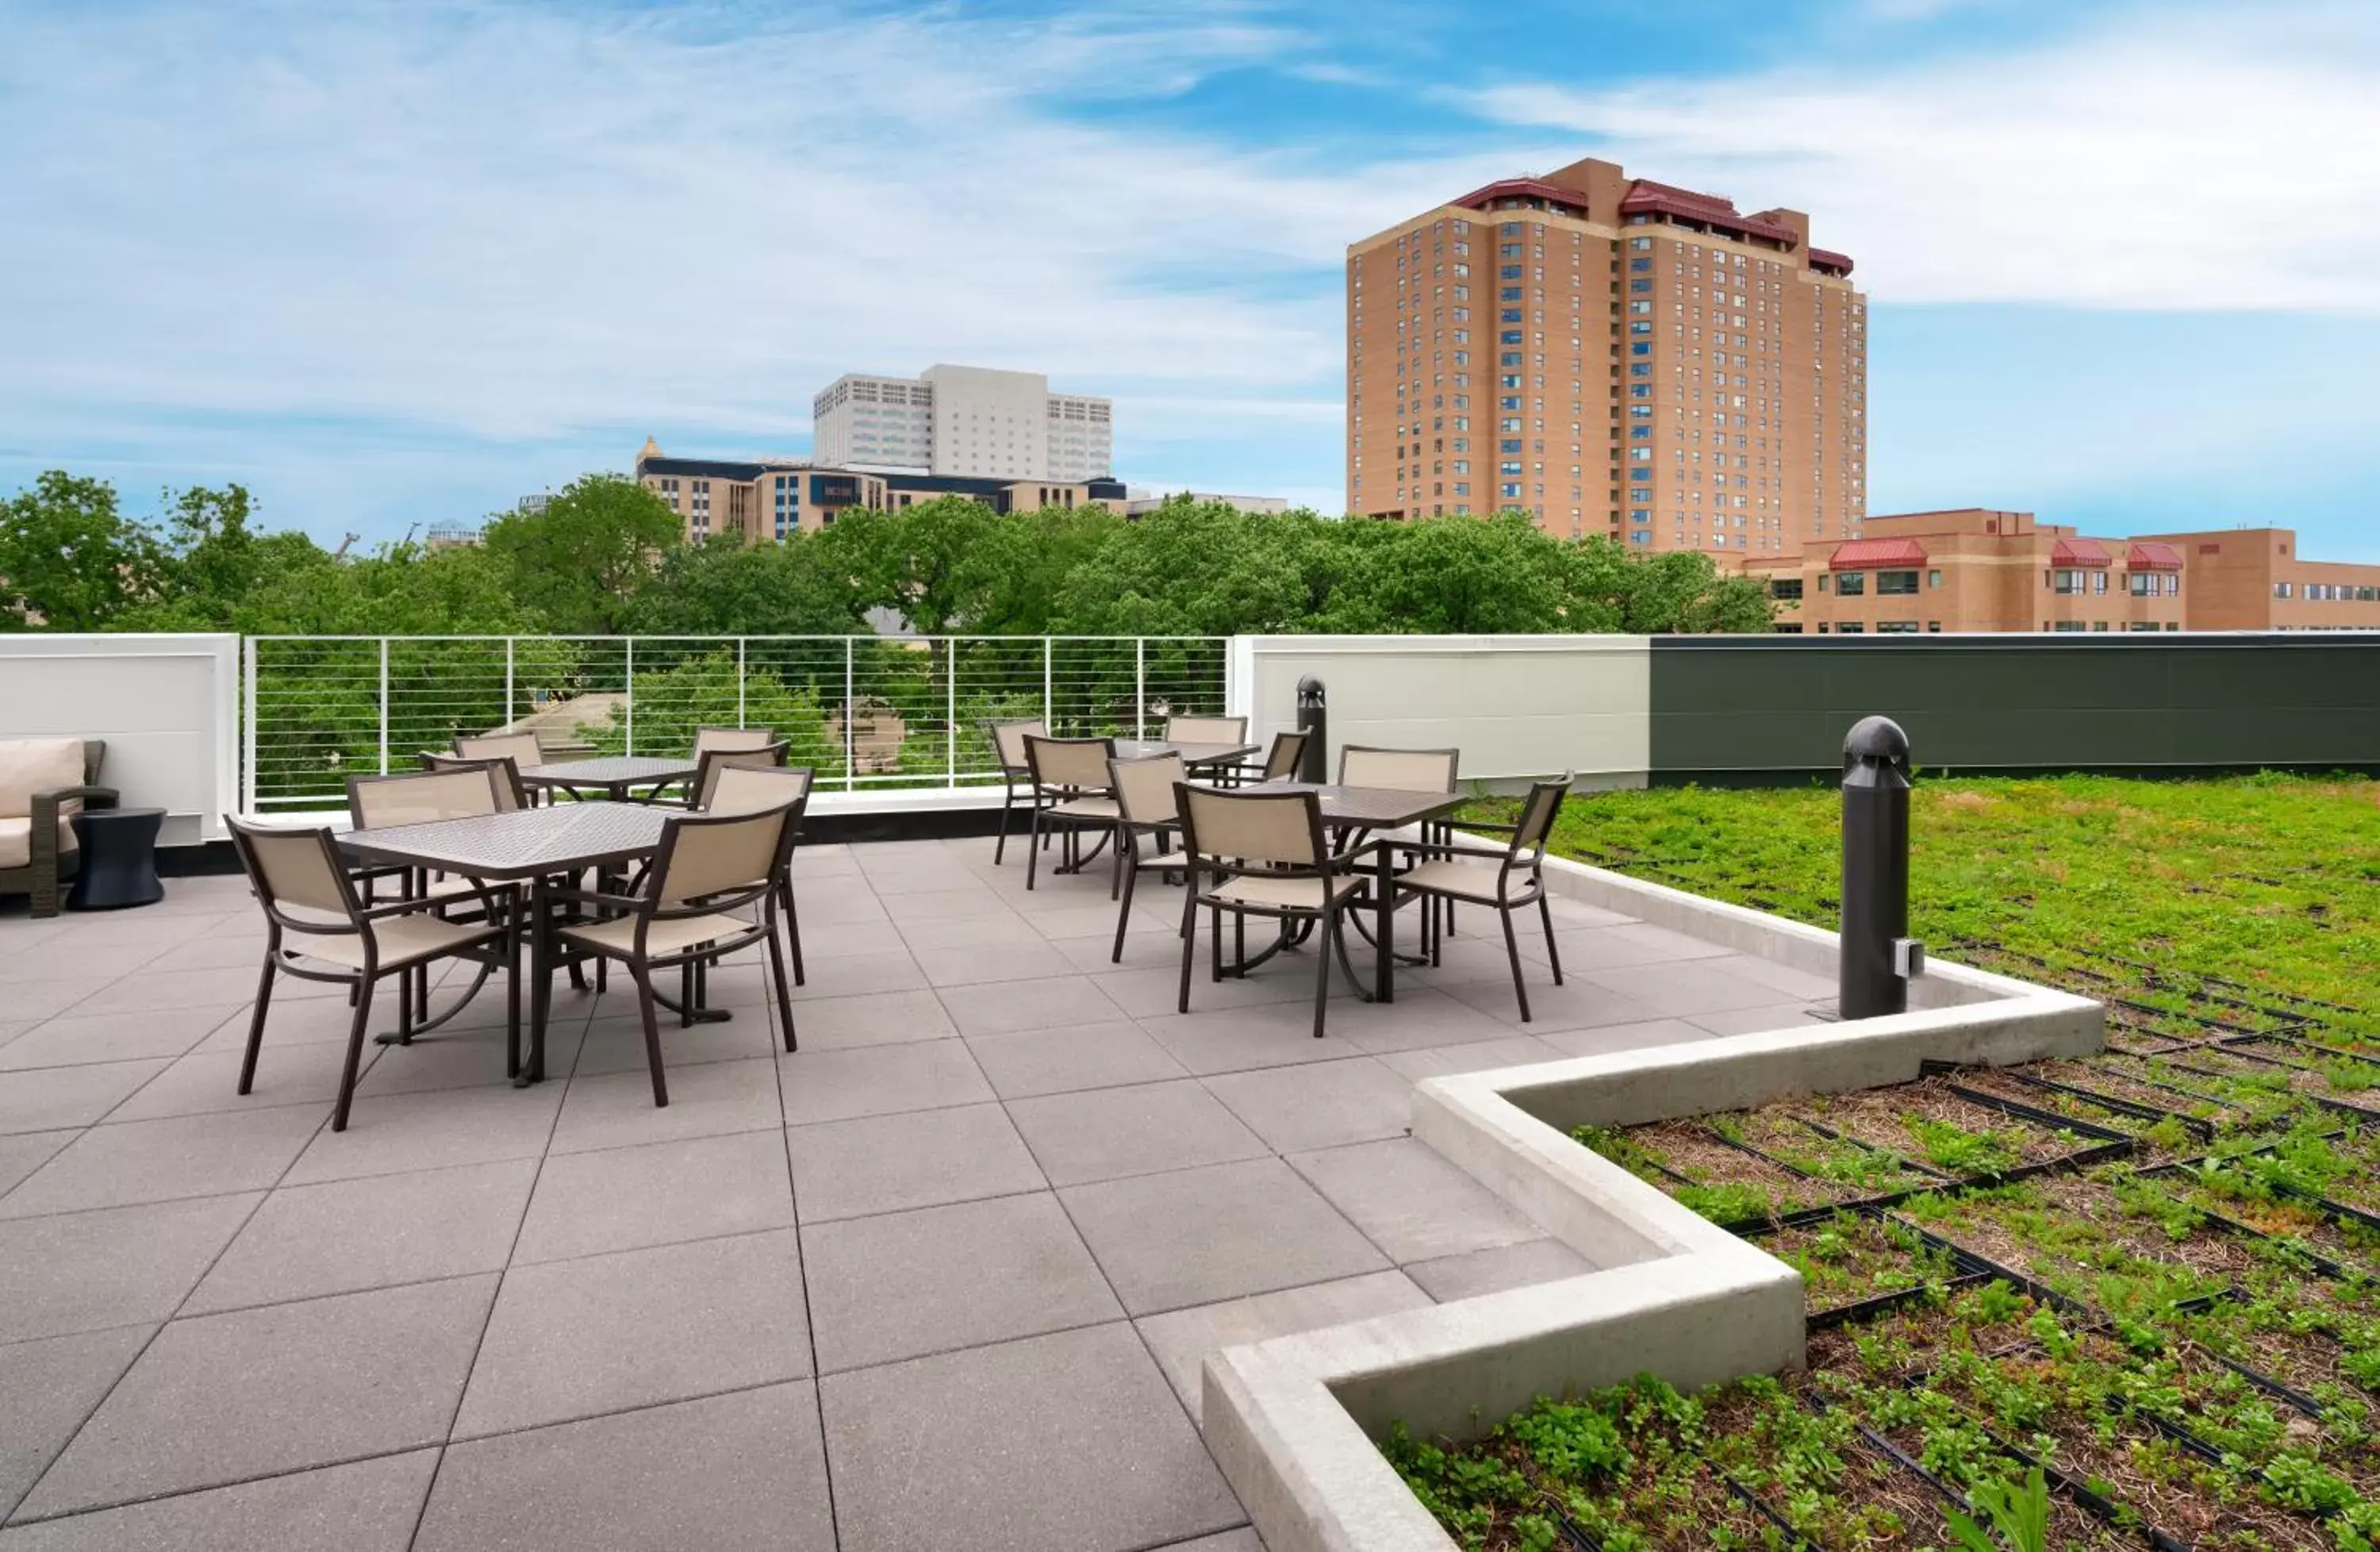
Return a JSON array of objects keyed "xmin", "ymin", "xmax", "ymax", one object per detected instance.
[
  {"xmin": 516, "ymin": 756, "xmax": 703, "ymax": 802},
  {"xmin": 0, "ymin": 832, "xmax": 1837, "ymax": 1551}
]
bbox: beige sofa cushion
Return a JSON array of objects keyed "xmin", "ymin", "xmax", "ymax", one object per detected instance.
[
  {"xmin": 0, "ymin": 816, "xmax": 79, "ymax": 870},
  {"xmin": 0, "ymin": 739, "xmax": 86, "ymax": 820}
]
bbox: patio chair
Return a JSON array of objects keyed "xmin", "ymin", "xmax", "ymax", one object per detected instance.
[
  {"xmin": 454, "ymin": 732, "xmax": 547, "ymax": 804},
  {"xmin": 668, "ymin": 740, "xmax": 789, "ymax": 809},
  {"xmin": 982, "ymin": 717, "xmax": 1046, "ymax": 865},
  {"xmin": 225, "ymin": 817, "xmax": 516, "ymax": 1131},
  {"xmin": 348, "ymin": 768, "xmax": 520, "ymax": 1039},
  {"xmin": 1104, "ymin": 752, "xmax": 1186, "ymax": 961},
  {"xmin": 693, "ymin": 764, "xmax": 813, "ymax": 988},
  {"xmin": 693, "ymin": 726, "xmax": 778, "ymax": 755},
  {"xmin": 1163, "ymin": 713, "xmax": 1249, "ymax": 746},
  {"xmin": 1023, "ymin": 734, "xmax": 1118, "ymax": 891},
  {"xmin": 0, "ymin": 738, "xmax": 113, "ymax": 919},
  {"xmin": 1173, "ymin": 782, "xmax": 1368, "ymax": 1039},
  {"xmin": 1211, "ymin": 728, "xmax": 1309, "ymax": 789},
  {"xmin": 1382, "ymin": 775, "xmax": 1572, "ymax": 1021},
  {"xmin": 550, "ymin": 803, "xmax": 803, "ymax": 1105},
  {"xmin": 1334, "ymin": 743, "xmax": 1462, "ymax": 955},
  {"xmin": 416, "ymin": 751, "xmax": 528, "ymax": 811}
]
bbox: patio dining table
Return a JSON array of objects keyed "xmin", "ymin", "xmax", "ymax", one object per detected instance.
[
  {"xmin": 1241, "ymin": 780, "xmax": 1470, "ymax": 1001},
  {"xmin": 340, "ymin": 802, "xmax": 678, "ymax": 1084},
  {"xmin": 516, "ymin": 755, "xmax": 702, "ymax": 804}
]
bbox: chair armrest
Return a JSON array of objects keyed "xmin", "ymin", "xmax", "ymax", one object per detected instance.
[
  {"xmin": 541, "ymin": 885, "xmax": 652, "ymax": 913},
  {"xmin": 1462, "ymin": 819, "xmax": 1519, "ymax": 835},
  {"xmin": 1385, "ymin": 839, "xmax": 1513, "ymax": 864}
]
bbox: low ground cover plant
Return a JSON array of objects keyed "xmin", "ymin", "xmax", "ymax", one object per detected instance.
[{"xmin": 1388, "ymin": 1047, "xmax": 2380, "ymax": 1550}]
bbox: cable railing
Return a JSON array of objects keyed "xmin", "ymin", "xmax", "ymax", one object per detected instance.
[{"xmin": 241, "ymin": 635, "xmax": 1231, "ymax": 812}]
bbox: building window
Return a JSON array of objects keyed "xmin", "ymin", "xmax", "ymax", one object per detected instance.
[
  {"xmin": 1769, "ymin": 578, "xmax": 1803, "ymax": 601},
  {"xmin": 2052, "ymin": 620, "xmax": 2086, "ymax": 632},
  {"xmin": 2128, "ymin": 573, "xmax": 2157, "ymax": 596},
  {"xmin": 2052, "ymin": 569, "xmax": 2087, "ymax": 594},
  {"xmin": 1816, "ymin": 574, "xmax": 1830, "ymax": 594},
  {"xmin": 1927, "ymin": 570, "xmax": 1942, "ymax": 590},
  {"xmin": 2274, "ymin": 582, "xmax": 2294, "ymax": 598},
  {"xmin": 2092, "ymin": 571, "xmax": 2109, "ymax": 594},
  {"xmin": 1837, "ymin": 622, "xmax": 1865, "ymax": 633},
  {"xmin": 1926, "ymin": 621, "xmax": 1942, "ymax": 632},
  {"xmin": 1876, "ymin": 570, "xmax": 1918, "ymax": 596},
  {"xmin": 1836, "ymin": 571, "xmax": 1867, "ymax": 596},
  {"xmin": 1878, "ymin": 621, "xmax": 1920, "ymax": 633},
  {"xmin": 2092, "ymin": 620, "xmax": 2110, "ymax": 631}
]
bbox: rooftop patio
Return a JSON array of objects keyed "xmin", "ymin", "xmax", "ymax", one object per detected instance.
[{"xmin": 0, "ymin": 830, "xmax": 1837, "ymax": 1551}]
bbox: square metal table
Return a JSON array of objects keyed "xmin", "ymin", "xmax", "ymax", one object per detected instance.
[
  {"xmin": 1242, "ymin": 781, "xmax": 1469, "ymax": 1001},
  {"xmin": 340, "ymin": 803, "xmax": 675, "ymax": 1082},
  {"xmin": 1111, "ymin": 739, "xmax": 1259, "ymax": 769},
  {"xmin": 516, "ymin": 755, "xmax": 701, "ymax": 803}
]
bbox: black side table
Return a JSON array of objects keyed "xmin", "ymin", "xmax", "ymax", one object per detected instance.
[{"xmin": 67, "ymin": 807, "xmax": 165, "ymax": 910}]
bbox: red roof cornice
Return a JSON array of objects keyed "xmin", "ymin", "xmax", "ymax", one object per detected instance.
[
  {"xmin": 1828, "ymin": 537, "xmax": 1928, "ymax": 570},
  {"xmin": 2052, "ymin": 537, "xmax": 2113, "ymax": 567},
  {"xmin": 1619, "ymin": 180, "xmax": 1800, "ymax": 244},
  {"xmin": 1808, "ymin": 247, "xmax": 1855, "ymax": 275},
  {"xmin": 1445, "ymin": 177, "xmax": 1591, "ymax": 214},
  {"xmin": 2127, "ymin": 541, "xmax": 2184, "ymax": 570}
]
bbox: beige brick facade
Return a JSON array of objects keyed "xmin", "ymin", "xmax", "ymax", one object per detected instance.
[{"xmin": 1345, "ymin": 156, "xmax": 1867, "ymax": 557}]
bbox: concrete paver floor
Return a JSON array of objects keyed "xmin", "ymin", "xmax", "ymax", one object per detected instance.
[{"xmin": 0, "ymin": 832, "xmax": 1834, "ymax": 1550}]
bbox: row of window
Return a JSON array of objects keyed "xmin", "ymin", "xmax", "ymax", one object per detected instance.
[{"xmin": 2276, "ymin": 582, "xmax": 2380, "ymax": 601}]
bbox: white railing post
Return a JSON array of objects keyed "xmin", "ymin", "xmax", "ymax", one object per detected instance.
[
  {"xmin": 377, "ymin": 636, "xmax": 390, "ymax": 776},
  {"xmin": 1135, "ymin": 638, "xmax": 1146, "ymax": 740},
  {"xmin": 1042, "ymin": 637, "xmax": 1054, "ymax": 731},
  {"xmin": 843, "ymin": 637, "xmax": 856, "ymax": 792},
  {"xmin": 242, "ymin": 636, "xmax": 258, "ymax": 813},
  {"xmin": 736, "ymin": 638, "xmax": 747, "ymax": 728},
  {"xmin": 624, "ymin": 637, "xmax": 635, "ymax": 756},
  {"xmin": 946, "ymin": 636, "xmax": 958, "ymax": 785},
  {"xmin": 505, "ymin": 637, "xmax": 516, "ymax": 728}
]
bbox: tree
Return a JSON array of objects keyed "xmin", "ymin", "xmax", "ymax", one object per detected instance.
[
  {"xmin": 0, "ymin": 472, "xmax": 163, "ymax": 630},
  {"xmin": 619, "ymin": 533, "xmax": 866, "ymax": 636},
  {"xmin": 1319, "ymin": 512, "xmax": 1578, "ymax": 634},
  {"xmin": 482, "ymin": 473, "xmax": 680, "ymax": 634},
  {"xmin": 815, "ymin": 497, "xmax": 1003, "ymax": 636},
  {"xmin": 1611, "ymin": 547, "xmax": 1775, "ymax": 634}
]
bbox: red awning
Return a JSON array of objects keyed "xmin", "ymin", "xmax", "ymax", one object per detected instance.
[
  {"xmin": 2127, "ymin": 541, "xmax": 2184, "ymax": 570},
  {"xmin": 2052, "ymin": 537, "xmax": 2113, "ymax": 567},
  {"xmin": 1827, "ymin": 537, "xmax": 1928, "ymax": 570}
]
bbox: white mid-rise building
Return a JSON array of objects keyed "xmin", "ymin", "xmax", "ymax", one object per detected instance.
[{"xmin": 811, "ymin": 364, "xmax": 1111, "ymax": 482}]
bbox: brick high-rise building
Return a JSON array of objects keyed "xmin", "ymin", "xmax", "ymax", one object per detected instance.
[{"xmin": 1345, "ymin": 156, "xmax": 1868, "ymax": 556}]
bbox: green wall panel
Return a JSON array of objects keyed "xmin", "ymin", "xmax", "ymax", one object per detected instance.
[{"xmin": 1648, "ymin": 636, "xmax": 2380, "ymax": 778}]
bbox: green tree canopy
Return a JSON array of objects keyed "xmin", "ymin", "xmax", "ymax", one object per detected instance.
[
  {"xmin": 0, "ymin": 472, "xmax": 165, "ymax": 630},
  {"xmin": 482, "ymin": 473, "xmax": 680, "ymax": 634},
  {"xmin": 620, "ymin": 533, "xmax": 868, "ymax": 636}
]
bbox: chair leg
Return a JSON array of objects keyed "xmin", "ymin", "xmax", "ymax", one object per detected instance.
[
  {"xmin": 1111, "ymin": 843, "xmax": 1141, "ymax": 964},
  {"xmin": 1537, "ymin": 892, "xmax": 1564, "ymax": 985},
  {"xmin": 1177, "ymin": 874, "xmax": 1200, "ymax": 1014},
  {"xmin": 1026, "ymin": 801, "xmax": 1042, "ymax": 890},
  {"xmin": 630, "ymin": 959, "xmax": 669, "ymax": 1107},
  {"xmin": 1500, "ymin": 905, "xmax": 1533, "ymax": 1024},
  {"xmin": 505, "ymin": 915, "xmax": 523, "ymax": 1078},
  {"xmin": 765, "ymin": 914, "xmax": 798, "ymax": 1053},
  {"xmin": 995, "ymin": 782, "xmax": 1013, "ymax": 866},
  {"xmin": 332, "ymin": 974, "xmax": 374, "ymax": 1132},
  {"xmin": 1312, "ymin": 910, "xmax": 1334, "ymax": 1039},
  {"xmin": 680, "ymin": 961, "xmax": 696, "ymax": 1028},
  {"xmin": 1211, "ymin": 905, "xmax": 1223, "ymax": 983},
  {"xmin": 1110, "ymin": 823, "xmax": 1125, "ymax": 901},
  {"xmin": 781, "ymin": 880, "xmax": 806, "ymax": 986},
  {"xmin": 238, "ymin": 936, "xmax": 279, "ymax": 1096}
]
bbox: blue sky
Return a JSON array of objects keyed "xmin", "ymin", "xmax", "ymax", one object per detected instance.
[{"xmin": 4, "ymin": 0, "xmax": 2378, "ymax": 558}]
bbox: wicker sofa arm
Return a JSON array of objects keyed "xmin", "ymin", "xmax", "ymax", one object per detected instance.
[{"xmin": 29, "ymin": 785, "xmax": 120, "ymax": 864}]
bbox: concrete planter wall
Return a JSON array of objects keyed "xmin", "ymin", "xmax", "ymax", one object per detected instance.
[{"xmin": 1197, "ymin": 850, "xmax": 2102, "ymax": 1552}]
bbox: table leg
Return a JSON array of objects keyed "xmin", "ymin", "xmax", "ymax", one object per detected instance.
[
  {"xmin": 520, "ymin": 877, "xmax": 551, "ymax": 1086},
  {"xmin": 1374, "ymin": 842, "xmax": 1395, "ymax": 1003}
]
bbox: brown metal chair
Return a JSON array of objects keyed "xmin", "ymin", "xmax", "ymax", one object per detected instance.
[
  {"xmin": 1163, "ymin": 713, "xmax": 1249, "ymax": 745},
  {"xmin": 693, "ymin": 726, "xmax": 778, "ymax": 756},
  {"xmin": 225, "ymin": 817, "xmax": 516, "ymax": 1131},
  {"xmin": 1214, "ymin": 728, "xmax": 1308, "ymax": 789},
  {"xmin": 549, "ymin": 802, "xmax": 803, "ymax": 1106},
  {"xmin": 983, "ymin": 717, "xmax": 1046, "ymax": 865},
  {"xmin": 1173, "ymin": 783, "xmax": 1368, "ymax": 1039},
  {"xmin": 1384, "ymin": 775, "xmax": 1573, "ymax": 1021},
  {"xmin": 1334, "ymin": 744, "xmax": 1461, "ymax": 957},
  {"xmin": 420, "ymin": 751, "xmax": 528, "ymax": 811},
  {"xmin": 695, "ymin": 764, "xmax": 814, "ymax": 987},
  {"xmin": 684, "ymin": 741, "xmax": 791, "ymax": 809},
  {"xmin": 455, "ymin": 732, "xmax": 547, "ymax": 805},
  {"xmin": 1104, "ymin": 752, "xmax": 1186, "ymax": 961},
  {"xmin": 1022, "ymin": 734, "xmax": 1117, "ymax": 890},
  {"xmin": 347, "ymin": 768, "xmax": 519, "ymax": 1041}
]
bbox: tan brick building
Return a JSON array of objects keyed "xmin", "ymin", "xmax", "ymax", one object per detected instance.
[
  {"xmin": 1745, "ymin": 508, "xmax": 2380, "ymax": 632},
  {"xmin": 1345, "ymin": 156, "xmax": 1867, "ymax": 555},
  {"xmin": 633, "ymin": 439, "xmax": 1124, "ymax": 544}
]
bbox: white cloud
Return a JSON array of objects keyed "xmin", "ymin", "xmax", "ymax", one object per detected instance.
[
  {"xmin": 1470, "ymin": 6, "xmax": 2380, "ymax": 314},
  {"xmin": 0, "ymin": 0, "xmax": 1392, "ymax": 457}
]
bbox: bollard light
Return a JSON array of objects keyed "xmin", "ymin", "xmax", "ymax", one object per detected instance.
[
  {"xmin": 1840, "ymin": 715, "xmax": 1918, "ymax": 1020},
  {"xmin": 1295, "ymin": 676, "xmax": 1327, "ymax": 784}
]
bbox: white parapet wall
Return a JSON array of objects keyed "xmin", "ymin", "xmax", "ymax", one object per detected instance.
[
  {"xmin": 1198, "ymin": 851, "xmax": 2103, "ymax": 1552},
  {"xmin": 0, "ymin": 633, "xmax": 240, "ymax": 846},
  {"xmin": 1231, "ymin": 635, "xmax": 1652, "ymax": 788}
]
